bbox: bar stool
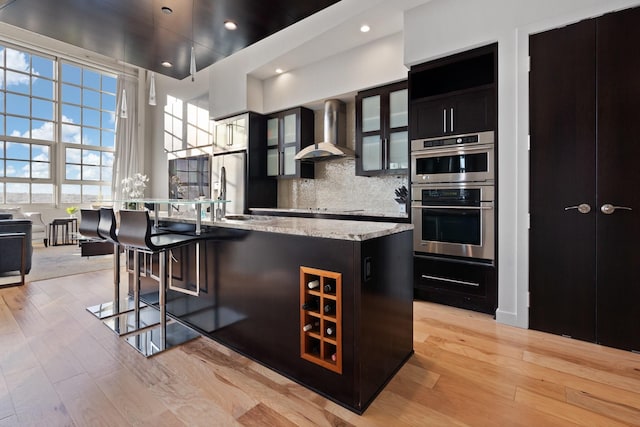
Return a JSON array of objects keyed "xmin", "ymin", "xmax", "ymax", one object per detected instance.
[
  {"xmin": 85, "ymin": 208, "xmax": 131, "ymax": 322},
  {"xmin": 117, "ymin": 209, "xmax": 202, "ymax": 357},
  {"xmin": 79, "ymin": 209, "xmax": 101, "ymax": 241},
  {"xmin": 92, "ymin": 207, "xmax": 161, "ymax": 336}
]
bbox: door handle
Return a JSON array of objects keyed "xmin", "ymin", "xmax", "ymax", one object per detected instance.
[
  {"xmin": 564, "ymin": 203, "xmax": 591, "ymax": 214},
  {"xmin": 600, "ymin": 203, "xmax": 632, "ymax": 215},
  {"xmin": 450, "ymin": 107, "xmax": 454, "ymax": 132},
  {"xmin": 443, "ymin": 109, "xmax": 447, "ymax": 133}
]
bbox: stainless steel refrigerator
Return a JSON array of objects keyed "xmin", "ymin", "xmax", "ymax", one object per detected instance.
[{"xmin": 211, "ymin": 150, "xmax": 246, "ymax": 216}]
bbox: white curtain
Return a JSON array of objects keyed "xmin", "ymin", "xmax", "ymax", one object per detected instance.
[{"xmin": 112, "ymin": 75, "xmax": 139, "ymax": 201}]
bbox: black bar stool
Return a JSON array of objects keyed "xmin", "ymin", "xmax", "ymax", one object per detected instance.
[
  {"xmin": 83, "ymin": 208, "xmax": 126, "ymax": 320},
  {"xmin": 78, "ymin": 209, "xmax": 101, "ymax": 240},
  {"xmin": 117, "ymin": 209, "xmax": 202, "ymax": 356},
  {"xmin": 95, "ymin": 207, "xmax": 160, "ymax": 335}
]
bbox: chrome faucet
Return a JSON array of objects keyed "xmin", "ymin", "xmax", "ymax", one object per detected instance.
[{"xmin": 217, "ymin": 166, "xmax": 227, "ymax": 219}]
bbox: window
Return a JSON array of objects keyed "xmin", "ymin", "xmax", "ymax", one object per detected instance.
[
  {"xmin": 0, "ymin": 42, "xmax": 117, "ymax": 204},
  {"xmin": 60, "ymin": 61, "xmax": 116, "ymax": 203},
  {"xmin": 164, "ymin": 94, "xmax": 212, "ymax": 153},
  {"xmin": 164, "ymin": 95, "xmax": 183, "ymax": 152}
]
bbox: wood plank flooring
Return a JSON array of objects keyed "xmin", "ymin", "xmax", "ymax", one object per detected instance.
[{"xmin": 1, "ymin": 269, "xmax": 639, "ymax": 426}]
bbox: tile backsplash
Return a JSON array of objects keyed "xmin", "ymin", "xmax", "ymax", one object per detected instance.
[{"xmin": 277, "ymin": 100, "xmax": 408, "ymax": 215}]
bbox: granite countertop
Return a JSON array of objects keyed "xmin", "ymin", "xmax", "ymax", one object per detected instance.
[
  {"xmin": 160, "ymin": 213, "xmax": 413, "ymax": 241},
  {"xmin": 249, "ymin": 207, "xmax": 409, "ymax": 220}
]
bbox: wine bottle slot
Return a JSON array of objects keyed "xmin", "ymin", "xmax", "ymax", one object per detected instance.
[
  {"xmin": 301, "ymin": 299, "xmax": 319, "ymax": 311},
  {"xmin": 323, "ymin": 283, "xmax": 334, "ymax": 292},
  {"xmin": 326, "ymin": 327, "xmax": 334, "ymax": 336},
  {"xmin": 303, "ymin": 321, "xmax": 319, "ymax": 332},
  {"xmin": 323, "ymin": 303, "xmax": 334, "ymax": 314},
  {"xmin": 331, "ymin": 352, "xmax": 337, "ymax": 362},
  {"xmin": 307, "ymin": 279, "xmax": 320, "ymax": 289}
]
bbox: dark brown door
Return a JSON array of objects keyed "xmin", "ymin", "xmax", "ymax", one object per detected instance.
[
  {"xmin": 529, "ymin": 19, "xmax": 597, "ymax": 342},
  {"xmin": 595, "ymin": 7, "xmax": 640, "ymax": 351},
  {"xmin": 530, "ymin": 7, "xmax": 640, "ymax": 352}
]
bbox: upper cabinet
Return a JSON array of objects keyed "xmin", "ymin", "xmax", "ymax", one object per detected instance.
[
  {"xmin": 356, "ymin": 80, "xmax": 409, "ymax": 176},
  {"xmin": 409, "ymin": 43, "xmax": 497, "ymax": 139},
  {"xmin": 214, "ymin": 113, "xmax": 249, "ymax": 153},
  {"xmin": 266, "ymin": 107, "xmax": 315, "ymax": 179}
]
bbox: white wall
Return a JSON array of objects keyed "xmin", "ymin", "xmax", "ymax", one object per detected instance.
[
  {"xmin": 403, "ymin": 0, "xmax": 640, "ymax": 327},
  {"xmin": 208, "ymin": 0, "xmax": 401, "ymax": 118},
  {"xmin": 262, "ymin": 32, "xmax": 408, "ymax": 114}
]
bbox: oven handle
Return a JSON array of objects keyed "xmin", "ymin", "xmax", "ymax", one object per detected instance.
[
  {"xmin": 411, "ymin": 143, "xmax": 495, "ymax": 157},
  {"xmin": 411, "ymin": 204, "xmax": 494, "ymax": 210},
  {"xmin": 421, "ymin": 274, "xmax": 480, "ymax": 287}
]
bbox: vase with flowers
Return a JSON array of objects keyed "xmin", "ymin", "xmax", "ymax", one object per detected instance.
[{"xmin": 121, "ymin": 173, "xmax": 148, "ymax": 209}]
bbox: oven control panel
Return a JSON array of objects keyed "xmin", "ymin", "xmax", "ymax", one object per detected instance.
[{"xmin": 411, "ymin": 130, "xmax": 494, "ymax": 152}]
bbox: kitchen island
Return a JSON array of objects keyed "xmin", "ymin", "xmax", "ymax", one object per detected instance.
[{"xmin": 132, "ymin": 214, "xmax": 413, "ymax": 414}]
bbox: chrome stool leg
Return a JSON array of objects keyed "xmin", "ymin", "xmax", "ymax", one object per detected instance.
[
  {"xmin": 124, "ymin": 249, "xmax": 199, "ymax": 357},
  {"xmin": 102, "ymin": 248, "xmax": 159, "ymax": 336},
  {"xmin": 86, "ymin": 243, "xmax": 145, "ymax": 319}
]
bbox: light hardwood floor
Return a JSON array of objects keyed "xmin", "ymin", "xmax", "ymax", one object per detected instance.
[{"xmin": 1, "ymin": 269, "xmax": 639, "ymax": 426}]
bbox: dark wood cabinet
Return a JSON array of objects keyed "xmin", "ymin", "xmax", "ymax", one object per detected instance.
[
  {"xmin": 409, "ymin": 44, "xmax": 497, "ymax": 140},
  {"xmin": 355, "ymin": 80, "xmax": 408, "ymax": 176},
  {"xmin": 529, "ymin": 6, "xmax": 640, "ymax": 352},
  {"xmin": 411, "ymin": 88, "xmax": 494, "ymax": 138},
  {"xmin": 267, "ymin": 107, "xmax": 314, "ymax": 179},
  {"xmin": 133, "ymin": 226, "xmax": 414, "ymax": 414},
  {"xmin": 414, "ymin": 255, "xmax": 496, "ymax": 315}
]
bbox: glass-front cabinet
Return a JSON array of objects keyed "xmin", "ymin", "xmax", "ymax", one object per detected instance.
[
  {"xmin": 356, "ymin": 81, "xmax": 408, "ymax": 176},
  {"xmin": 266, "ymin": 107, "xmax": 314, "ymax": 179},
  {"xmin": 214, "ymin": 113, "xmax": 248, "ymax": 153},
  {"xmin": 267, "ymin": 117, "xmax": 279, "ymax": 176}
]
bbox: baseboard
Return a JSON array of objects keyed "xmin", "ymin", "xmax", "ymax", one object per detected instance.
[{"xmin": 495, "ymin": 308, "xmax": 527, "ymax": 329}]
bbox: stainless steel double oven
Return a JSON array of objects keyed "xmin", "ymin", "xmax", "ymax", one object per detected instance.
[{"xmin": 411, "ymin": 131, "xmax": 495, "ymax": 261}]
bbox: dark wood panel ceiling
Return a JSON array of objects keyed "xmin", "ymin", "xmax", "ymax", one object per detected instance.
[{"xmin": 0, "ymin": 0, "xmax": 341, "ymax": 79}]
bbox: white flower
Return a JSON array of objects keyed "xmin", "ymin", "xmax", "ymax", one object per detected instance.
[{"xmin": 121, "ymin": 173, "xmax": 148, "ymax": 199}]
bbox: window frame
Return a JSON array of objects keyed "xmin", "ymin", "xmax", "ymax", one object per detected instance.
[{"xmin": 0, "ymin": 40, "xmax": 119, "ymax": 205}]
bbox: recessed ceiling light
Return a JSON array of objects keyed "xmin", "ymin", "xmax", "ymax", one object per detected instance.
[
  {"xmin": 224, "ymin": 20, "xmax": 238, "ymax": 30},
  {"xmin": 161, "ymin": 6, "xmax": 173, "ymax": 15},
  {"xmin": 275, "ymin": 68, "xmax": 284, "ymax": 74},
  {"xmin": 360, "ymin": 24, "xmax": 370, "ymax": 33},
  {"xmin": 161, "ymin": 61, "xmax": 173, "ymax": 68}
]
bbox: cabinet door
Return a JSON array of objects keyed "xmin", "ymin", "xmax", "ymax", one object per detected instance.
[
  {"xmin": 414, "ymin": 255, "xmax": 497, "ymax": 314},
  {"xmin": 356, "ymin": 81, "xmax": 408, "ymax": 175},
  {"xmin": 229, "ymin": 115, "xmax": 248, "ymax": 150},
  {"xmin": 266, "ymin": 117, "xmax": 279, "ymax": 176},
  {"xmin": 214, "ymin": 114, "xmax": 248, "ymax": 152},
  {"xmin": 360, "ymin": 95, "xmax": 382, "ymax": 172},
  {"xmin": 282, "ymin": 113, "xmax": 298, "ymax": 176},
  {"xmin": 450, "ymin": 89, "xmax": 494, "ymax": 135},
  {"xmin": 214, "ymin": 121, "xmax": 229, "ymax": 151},
  {"xmin": 595, "ymin": 7, "xmax": 640, "ymax": 351},
  {"xmin": 529, "ymin": 19, "xmax": 597, "ymax": 342},
  {"xmin": 269, "ymin": 108, "xmax": 314, "ymax": 179},
  {"xmin": 410, "ymin": 89, "xmax": 493, "ymax": 139},
  {"xmin": 410, "ymin": 98, "xmax": 447, "ymax": 139},
  {"xmin": 388, "ymin": 88, "xmax": 408, "ymax": 170}
]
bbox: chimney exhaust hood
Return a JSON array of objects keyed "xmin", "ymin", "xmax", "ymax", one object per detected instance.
[{"xmin": 294, "ymin": 99, "xmax": 355, "ymax": 161}]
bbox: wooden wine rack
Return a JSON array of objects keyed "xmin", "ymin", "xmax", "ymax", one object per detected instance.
[{"xmin": 299, "ymin": 266, "xmax": 342, "ymax": 374}]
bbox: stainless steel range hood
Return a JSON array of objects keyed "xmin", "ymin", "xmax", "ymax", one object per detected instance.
[{"xmin": 294, "ymin": 99, "xmax": 355, "ymax": 161}]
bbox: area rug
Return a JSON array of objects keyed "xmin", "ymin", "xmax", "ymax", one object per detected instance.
[{"xmin": 0, "ymin": 243, "xmax": 117, "ymax": 286}]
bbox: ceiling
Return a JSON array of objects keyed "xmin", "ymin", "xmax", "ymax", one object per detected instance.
[{"xmin": 0, "ymin": 0, "xmax": 342, "ymax": 79}]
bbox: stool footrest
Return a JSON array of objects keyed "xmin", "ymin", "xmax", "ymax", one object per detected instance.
[
  {"xmin": 86, "ymin": 297, "xmax": 146, "ymax": 320},
  {"xmin": 102, "ymin": 306, "xmax": 160, "ymax": 336},
  {"xmin": 124, "ymin": 320, "xmax": 200, "ymax": 357}
]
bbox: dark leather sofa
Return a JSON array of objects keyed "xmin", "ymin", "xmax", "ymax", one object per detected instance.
[{"xmin": 0, "ymin": 219, "xmax": 33, "ymax": 275}]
